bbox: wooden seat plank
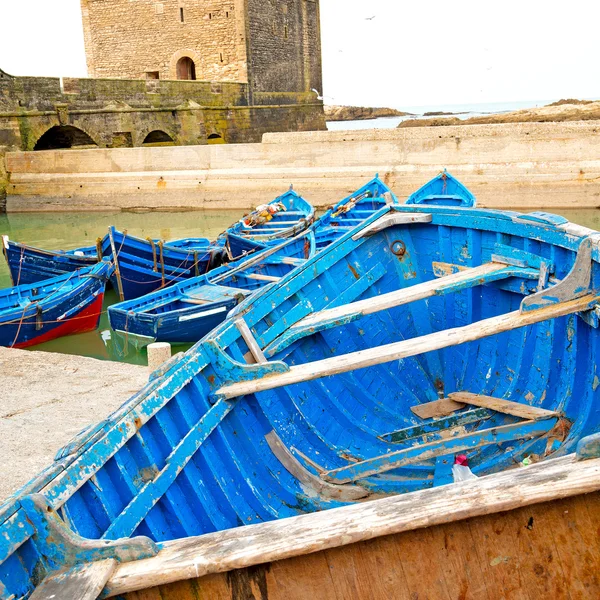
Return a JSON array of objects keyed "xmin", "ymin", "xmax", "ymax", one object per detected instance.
[
  {"xmin": 409, "ymin": 398, "xmax": 466, "ymax": 420},
  {"xmin": 448, "ymin": 392, "xmax": 560, "ymax": 421},
  {"xmin": 244, "ymin": 273, "xmax": 281, "ymax": 282},
  {"xmin": 216, "ymin": 293, "xmax": 598, "ymax": 401}
]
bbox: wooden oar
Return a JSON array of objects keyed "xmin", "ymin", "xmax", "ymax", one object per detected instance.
[{"xmin": 215, "ymin": 293, "xmax": 598, "ymax": 400}]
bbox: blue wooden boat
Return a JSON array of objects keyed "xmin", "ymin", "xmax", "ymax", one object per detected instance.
[
  {"xmin": 2, "ymin": 205, "xmax": 600, "ymax": 598},
  {"xmin": 1, "ymin": 235, "xmax": 98, "ymax": 285},
  {"xmin": 101, "ymin": 227, "xmax": 226, "ymax": 301},
  {"xmin": 107, "ymin": 234, "xmax": 315, "ymax": 348},
  {"xmin": 313, "ymin": 174, "xmax": 400, "ymax": 250},
  {"xmin": 0, "ymin": 260, "xmax": 111, "ymax": 348},
  {"xmin": 406, "ymin": 169, "xmax": 476, "ymax": 207},
  {"xmin": 226, "ymin": 188, "xmax": 315, "ymax": 259}
]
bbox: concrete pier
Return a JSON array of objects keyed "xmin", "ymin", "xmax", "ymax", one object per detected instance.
[
  {"xmin": 4, "ymin": 120, "xmax": 600, "ymax": 211},
  {"xmin": 0, "ymin": 348, "xmax": 147, "ymax": 501}
]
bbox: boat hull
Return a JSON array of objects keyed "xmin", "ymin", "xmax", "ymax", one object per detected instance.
[
  {"xmin": 0, "ymin": 262, "xmax": 110, "ymax": 348},
  {"xmin": 1, "ymin": 237, "xmax": 97, "ymax": 285},
  {"xmin": 116, "ymin": 483, "xmax": 600, "ymax": 599},
  {"xmin": 103, "ymin": 228, "xmax": 225, "ymax": 300},
  {"xmin": 3, "ymin": 206, "xmax": 600, "ymax": 599},
  {"xmin": 108, "ymin": 235, "xmax": 313, "ymax": 346}
]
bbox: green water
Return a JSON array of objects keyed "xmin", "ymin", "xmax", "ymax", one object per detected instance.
[
  {"xmin": 0, "ymin": 210, "xmax": 240, "ymax": 365},
  {"xmin": 1, "ymin": 207, "xmax": 600, "ymax": 364}
]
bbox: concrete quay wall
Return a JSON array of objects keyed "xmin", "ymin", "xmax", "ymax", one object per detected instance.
[{"xmin": 5, "ymin": 120, "xmax": 600, "ymax": 211}]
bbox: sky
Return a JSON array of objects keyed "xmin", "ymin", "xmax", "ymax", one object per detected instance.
[{"xmin": 1, "ymin": 0, "xmax": 599, "ymax": 111}]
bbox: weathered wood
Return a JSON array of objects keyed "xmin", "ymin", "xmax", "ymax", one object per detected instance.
[
  {"xmin": 216, "ymin": 294, "xmax": 598, "ymax": 400},
  {"xmin": 104, "ymin": 454, "xmax": 600, "ymax": 597},
  {"xmin": 382, "ymin": 408, "xmax": 491, "ymax": 444},
  {"xmin": 448, "ymin": 392, "xmax": 559, "ymax": 421},
  {"xmin": 351, "ymin": 212, "xmax": 432, "ymax": 240},
  {"xmin": 322, "ymin": 418, "xmax": 557, "ymax": 484},
  {"xmin": 108, "ymin": 228, "xmax": 125, "ymax": 302},
  {"xmin": 31, "ymin": 558, "xmax": 116, "ymax": 600},
  {"xmin": 294, "ymin": 262, "xmax": 510, "ymax": 332},
  {"xmin": 264, "ymin": 431, "xmax": 369, "ymax": 502},
  {"xmin": 235, "ymin": 318, "xmax": 266, "ymax": 364},
  {"xmin": 244, "ymin": 273, "xmax": 281, "ymax": 282},
  {"xmin": 179, "ymin": 297, "xmax": 209, "ymax": 305},
  {"xmin": 410, "ymin": 398, "xmax": 466, "ymax": 419}
]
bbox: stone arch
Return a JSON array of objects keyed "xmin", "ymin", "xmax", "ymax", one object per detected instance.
[
  {"xmin": 33, "ymin": 125, "xmax": 98, "ymax": 151},
  {"xmin": 207, "ymin": 133, "xmax": 225, "ymax": 144},
  {"xmin": 142, "ymin": 130, "xmax": 176, "ymax": 146},
  {"xmin": 169, "ymin": 49, "xmax": 203, "ymax": 80}
]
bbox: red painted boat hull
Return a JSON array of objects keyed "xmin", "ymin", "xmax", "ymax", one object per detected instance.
[{"xmin": 13, "ymin": 293, "xmax": 105, "ymax": 349}]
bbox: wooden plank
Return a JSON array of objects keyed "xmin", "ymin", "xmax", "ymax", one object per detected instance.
[
  {"xmin": 179, "ymin": 298, "xmax": 210, "ymax": 305},
  {"xmin": 30, "ymin": 559, "xmax": 116, "ymax": 600},
  {"xmin": 235, "ymin": 318, "xmax": 266, "ymax": 364},
  {"xmin": 383, "ymin": 408, "xmax": 491, "ymax": 443},
  {"xmin": 410, "ymin": 398, "xmax": 466, "ymax": 419},
  {"xmin": 244, "ymin": 273, "xmax": 281, "ymax": 282},
  {"xmin": 351, "ymin": 212, "xmax": 433, "ymax": 240},
  {"xmin": 215, "ymin": 293, "xmax": 598, "ymax": 401},
  {"xmin": 294, "ymin": 262, "xmax": 510, "ymax": 332},
  {"xmin": 105, "ymin": 455, "xmax": 600, "ymax": 597},
  {"xmin": 322, "ymin": 418, "xmax": 557, "ymax": 484},
  {"xmin": 448, "ymin": 392, "xmax": 560, "ymax": 421}
]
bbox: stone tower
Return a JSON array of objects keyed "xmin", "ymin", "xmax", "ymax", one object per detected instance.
[{"xmin": 80, "ymin": 0, "xmax": 323, "ymax": 95}]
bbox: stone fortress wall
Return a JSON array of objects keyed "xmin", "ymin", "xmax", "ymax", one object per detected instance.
[{"xmin": 81, "ymin": 0, "xmax": 248, "ymax": 82}]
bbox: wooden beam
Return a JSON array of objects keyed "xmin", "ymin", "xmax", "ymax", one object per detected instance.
[
  {"xmin": 244, "ymin": 273, "xmax": 281, "ymax": 282},
  {"xmin": 322, "ymin": 418, "xmax": 558, "ymax": 484},
  {"xmin": 410, "ymin": 398, "xmax": 466, "ymax": 419},
  {"xmin": 30, "ymin": 559, "xmax": 116, "ymax": 600},
  {"xmin": 102, "ymin": 455, "xmax": 600, "ymax": 598},
  {"xmin": 382, "ymin": 408, "xmax": 492, "ymax": 444},
  {"xmin": 448, "ymin": 392, "xmax": 560, "ymax": 421},
  {"xmin": 294, "ymin": 262, "xmax": 511, "ymax": 330},
  {"xmin": 215, "ymin": 294, "xmax": 598, "ymax": 401},
  {"xmin": 351, "ymin": 212, "xmax": 433, "ymax": 240},
  {"xmin": 235, "ymin": 319, "xmax": 266, "ymax": 364}
]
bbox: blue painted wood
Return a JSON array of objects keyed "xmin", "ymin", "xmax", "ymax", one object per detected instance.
[
  {"xmin": 322, "ymin": 418, "xmax": 558, "ymax": 484},
  {"xmin": 107, "ymin": 234, "xmax": 311, "ymax": 347},
  {"xmin": 226, "ymin": 189, "xmax": 315, "ymax": 259},
  {"xmin": 380, "ymin": 408, "xmax": 492, "ymax": 444},
  {"xmin": 1, "ymin": 237, "xmax": 98, "ymax": 285},
  {"xmin": 433, "ymin": 455, "xmax": 455, "ymax": 487},
  {"xmin": 101, "ymin": 227, "xmax": 226, "ymax": 301},
  {"xmin": 3, "ymin": 203, "xmax": 600, "ymax": 598},
  {"xmin": 405, "ymin": 170, "xmax": 476, "ymax": 207},
  {"xmin": 576, "ymin": 433, "xmax": 600, "ymax": 460},
  {"xmin": 0, "ymin": 260, "xmax": 111, "ymax": 348}
]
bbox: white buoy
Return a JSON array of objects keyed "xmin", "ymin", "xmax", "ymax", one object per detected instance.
[{"xmin": 147, "ymin": 342, "xmax": 171, "ymax": 372}]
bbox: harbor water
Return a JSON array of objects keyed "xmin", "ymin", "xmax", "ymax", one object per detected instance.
[{"xmin": 1, "ymin": 207, "xmax": 599, "ymax": 364}]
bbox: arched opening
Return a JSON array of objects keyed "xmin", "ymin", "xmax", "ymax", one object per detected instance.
[
  {"xmin": 34, "ymin": 126, "xmax": 98, "ymax": 151},
  {"xmin": 176, "ymin": 56, "xmax": 196, "ymax": 80},
  {"xmin": 142, "ymin": 130, "xmax": 175, "ymax": 146},
  {"xmin": 207, "ymin": 133, "xmax": 225, "ymax": 145}
]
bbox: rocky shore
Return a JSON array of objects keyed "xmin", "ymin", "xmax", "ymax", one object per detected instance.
[
  {"xmin": 399, "ymin": 99, "xmax": 600, "ymax": 128},
  {"xmin": 325, "ymin": 105, "xmax": 412, "ymax": 121}
]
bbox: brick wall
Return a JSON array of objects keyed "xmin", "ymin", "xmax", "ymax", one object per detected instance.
[{"xmin": 80, "ymin": 0, "xmax": 248, "ymax": 82}]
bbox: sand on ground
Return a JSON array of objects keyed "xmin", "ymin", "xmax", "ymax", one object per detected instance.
[{"xmin": 0, "ymin": 347, "xmax": 147, "ymax": 502}]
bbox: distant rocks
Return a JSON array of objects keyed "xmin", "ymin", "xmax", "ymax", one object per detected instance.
[
  {"xmin": 399, "ymin": 99, "xmax": 600, "ymax": 128},
  {"xmin": 325, "ymin": 105, "xmax": 412, "ymax": 121},
  {"xmin": 422, "ymin": 111, "xmax": 466, "ymax": 117}
]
